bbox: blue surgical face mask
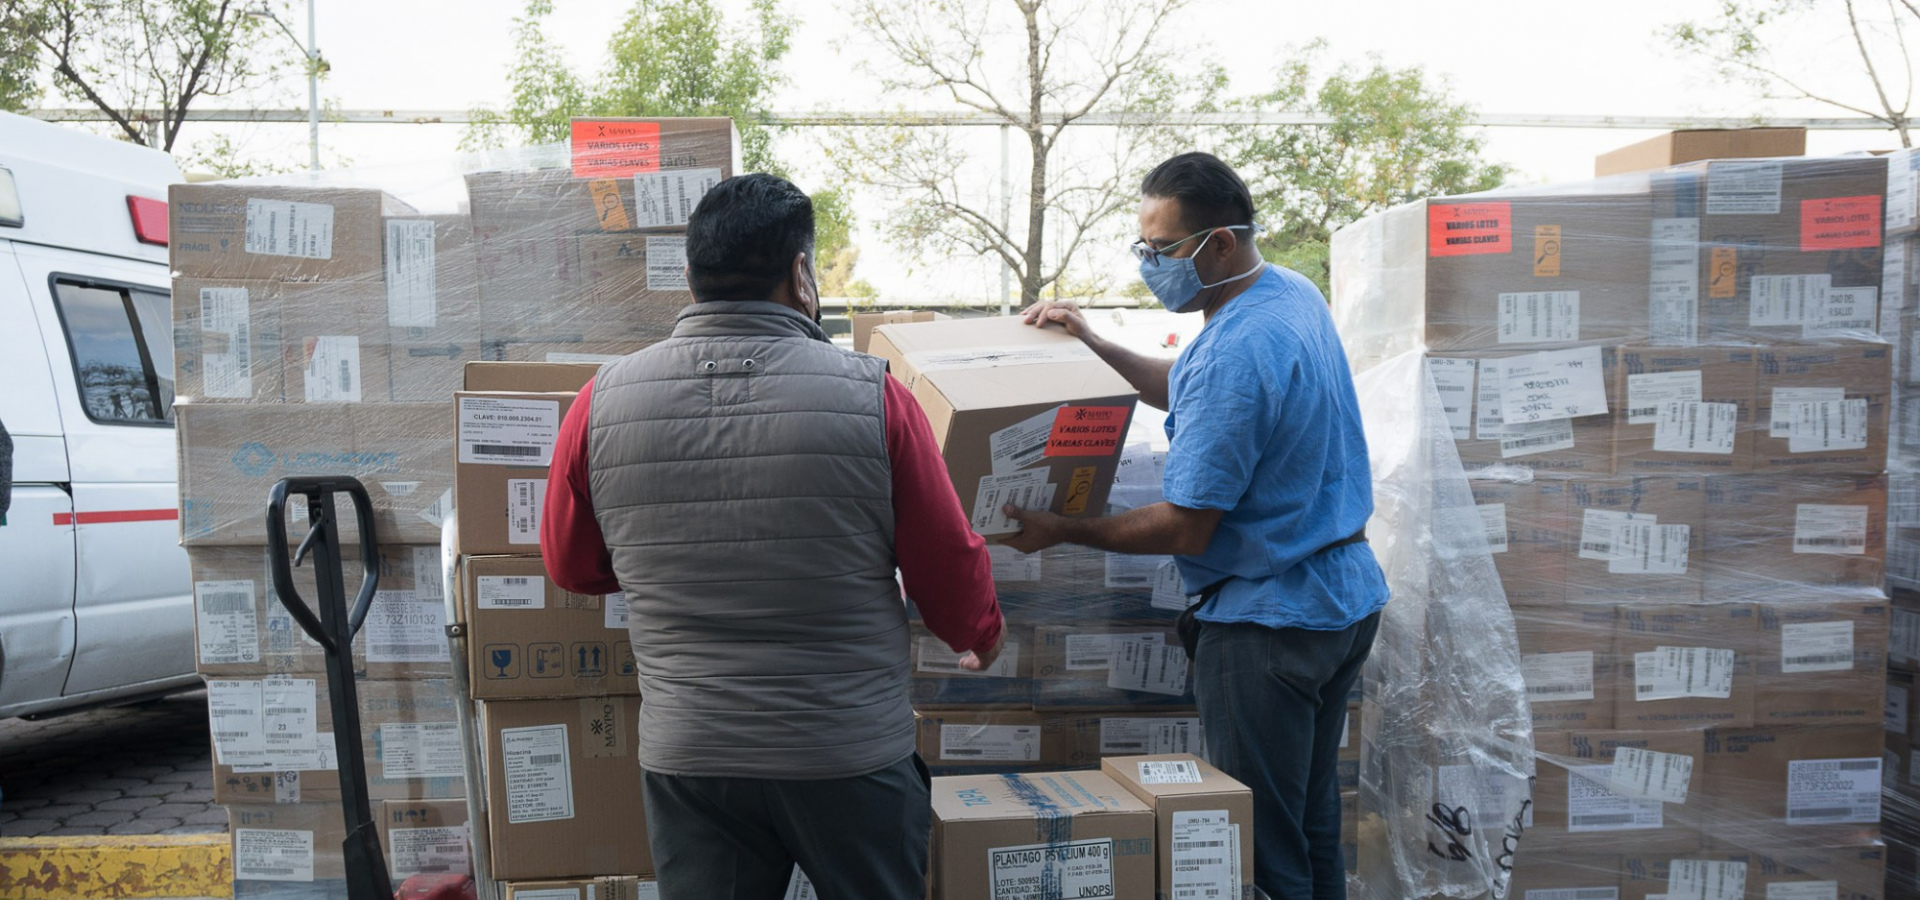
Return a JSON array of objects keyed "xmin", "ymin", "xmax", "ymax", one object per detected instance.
[{"xmin": 1137, "ymin": 225, "xmax": 1264, "ymax": 313}]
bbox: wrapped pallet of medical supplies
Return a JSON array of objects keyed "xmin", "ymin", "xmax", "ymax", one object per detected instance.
[{"xmin": 1331, "ymin": 153, "xmax": 1896, "ymax": 900}]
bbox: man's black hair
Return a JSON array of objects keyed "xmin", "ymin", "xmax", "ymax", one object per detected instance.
[
  {"xmin": 1140, "ymin": 152, "xmax": 1256, "ymax": 233},
  {"xmin": 685, "ymin": 173, "xmax": 815, "ymax": 304}
]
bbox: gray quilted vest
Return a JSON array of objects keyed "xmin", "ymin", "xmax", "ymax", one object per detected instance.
[{"xmin": 585, "ymin": 300, "xmax": 909, "ymax": 779}]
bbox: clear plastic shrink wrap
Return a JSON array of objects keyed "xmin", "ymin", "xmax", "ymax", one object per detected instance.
[{"xmin": 1332, "ymin": 152, "xmax": 1900, "ymax": 900}]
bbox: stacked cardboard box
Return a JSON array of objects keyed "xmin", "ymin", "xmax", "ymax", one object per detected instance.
[
  {"xmin": 1883, "ymin": 145, "xmax": 1920, "ymax": 900},
  {"xmin": 1333, "ymin": 153, "xmax": 1895, "ymax": 898}
]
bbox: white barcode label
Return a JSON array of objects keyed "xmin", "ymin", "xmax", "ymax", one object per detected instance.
[
  {"xmin": 1889, "ymin": 684, "xmax": 1911, "ymax": 734},
  {"xmin": 1750, "ymin": 274, "xmax": 1829, "ymax": 327},
  {"xmin": 1652, "ymin": 402, "xmax": 1736, "ymax": 455},
  {"xmin": 938, "ymin": 723, "xmax": 1038, "ymax": 762},
  {"xmin": 303, "ymin": 336, "xmax": 362, "ymax": 403},
  {"xmin": 1806, "ymin": 286, "xmax": 1878, "ymax": 337},
  {"xmin": 783, "ymin": 866, "xmax": 816, "ymax": 900},
  {"xmin": 1707, "ymin": 160, "xmax": 1783, "ymax": 215},
  {"xmin": 1627, "ymin": 370, "xmax": 1703, "ymax": 425},
  {"xmin": 1522, "ymin": 651, "xmax": 1595, "ymax": 703},
  {"xmin": 208, "ymin": 679, "xmax": 267, "ymax": 761},
  {"xmin": 477, "ymin": 575, "xmax": 545, "ymax": 610},
  {"xmin": 1793, "ymin": 504, "xmax": 1869, "ymax": 555},
  {"xmin": 1138, "ymin": 759, "xmax": 1204, "ymax": 785},
  {"xmin": 1895, "ymin": 608, "xmax": 1920, "ymax": 664},
  {"xmin": 988, "ymin": 406, "xmax": 1060, "ymax": 475},
  {"xmin": 1650, "ymin": 217, "xmax": 1701, "ymax": 346},
  {"xmin": 1100, "ymin": 717, "xmax": 1204, "ymax": 756},
  {"xmin": 1580, "ymin": 509, "xmax": 1631, "ymax": 561},
  {"xmin": 1149, "ymin": 560, "xmax": 1194, "ymax": 611},
  {"xmin": 1566, "ymin": 765, "xmax": 1664, "ymax": 832},
  {"xmin": 1770, "ymin": 387, "xmax": 1845, "ymax": 437},
  {"xmin": 1786, "ymin": 399, "xmax": 1869, "ymax": 453},
  {"xmin": 195, "ymin": 580, "xmax": 259, "ymax": 666},
  {"xmin": 385, "ymin": 219, "xmax": 439, "ymax": 328},
  {"xmin": 508, "ymin": 478, "xmax": 545, "ymax": 545},
  {"xmin": 604, "ymin": 591, "xmax": 630, "ymax": 630},
  {"xmin": 1608, "ymin": 747, "xmax": 1694, "ymax": 804},
  {"xmin": 1065, "ymin": 633, "xmax": 1160, "ymax": 671},
  {"xmin": 1893, "ymin": 152, "xmax": 1919, "ymax": 229},
  {"xmin": 380, "ymin": 722, "xmax": 465, "ymax": 779},
  {"xmin": 1766, "ymin": 882, "xmax": 1839, "ymax": 900},
  {"xmin": 646, "ymin": 236, "xmax": 689, "ymax": 292},
  {"xmin": 916, "ymin": 636, "xmax": 1019, "ymax": 678},
  {"xmin": 1781, "ymin": 621, "xmax": 1855, "ymax": 673},
  {"xmin": 1497, "ymin": 291, "xmax": 1581, "ymax": 344},
  {"xmin": 631, "ymin": 168, "xmax": 724, "ymax": 229},
  {"xmin": 1887, "ymin": 239, "xmax": 1910, "ymax": 308},
  {"xmin": 988, "ymin": 838, "xmax": 1114, "ymax": 900},
  {"xmin": 413, "ymin": 547, "xmax": 444, "ymax": 603},
  {"xmin": 366, "ymin": 589, "xmax": 448, "ymax": 663},
  {"xmin": 457, "ymin": 397, "xmax": 561, "ymax": 466},
  {"xmin": 1499, "ymin": 418, "xmax": 1576, "ymax": 458},
  {"xmin": 1171, "ymin": 809, "xmax": 1238, "ymax": 900},
  {"xmin": 1427, "ymin": 357, "xmax": 1476, "ymax": 441},
  {"xmin": 1107, "ymin": 638, "xmax": 1190, "ymax": 696},
  {"xmin": 501, "ymin": 724, "xmax": 573, "ymax": 823},
  {"xmin": 1475, "ymin": 358, "xmax": 1508, "ymax": 439},
  {"xmin": 198, "ymin": 286, "xmax": 254, "ymax": 399},
  {"xmin": 1499, "ymin": 346, "xmax": 1609, "ymax": 424},
  {"xmin": 260, "ymin": 677, "xmax": 319, "ymax": 760},
  {"xmin": 234, "ymin": 828, "xmax": 315, "ymax": 882},
  {"xmin": 970, "ymin": 468, "xmax": 1054, "ymax": 536},
  {"xmin": 245, "ymin": 197, "xmax": 334, "ymax": 259},
  {"xmin": 1610, "ymin": 521, "xmax": 1690, "ymax": 575},
  {"xmin": 1786, "ymin": 758, "xmax": 1881, "ymax": 825},
  {"xmin": 389, "ymin": 825, "xmax": 469, "ymax": 878},
  {"xmin": 988, "ymin": 545, "xmax": 1043, "ymax": 582},
  {"xmin": 1478, "ymin": 503, "xmax": 1509, "ymax": 554},
  {"xmin": 1635, "ymin": 647, "xmax": 1735, "ymax": 701},
  {"xmin": 1667, "ymin": 859, "xmax": 1746, "ymax": 900}
]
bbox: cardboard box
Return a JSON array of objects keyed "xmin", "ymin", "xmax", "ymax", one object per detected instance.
[
  {"xmin": 452, "ymin": 390, "xmax": 576, "ymax": 556},
  {"xmin": 480, "ymin": 340, "xmax": 651, "ymax": 365},
  {"xmin": 213, "ymin": 678, "xmax": 464, "ymax": 805},
  {"xmin": 1103, "ymin": 754, "xmax": 1255, "ymax": 900},
  {"xmin": 1892, "ymin": 147, "xmax": 1920, "ymax": 236},
  {"xmin": 1613, "ymin": 346, "xmax": 1759, "ymax": 474},
  {"xmin": 170, "ymin": 183, "xmax": 413, "ymax": 282},
  {"xmin": 381, "ymin": 215, "xmax": 486, "ymax": 403},
  {"xmin": 1701, "ymin": 724, "xmax": 1884, "ymax": 845},
  {"xmin": 1040, "ymin": 711, "xmax": 1206, "ymax": 770},
  {"xmin": 851, "ymin": 310, "xmax": 949, "ymax": 353},
  {"xmin": 1564, "ymin": 477, "xmax": 1707, "ymax": 605},
  {"xmin": 988, "ymin": 545, "xmax": 1175, "ymax": 626},
  {"xmin": 916, "ymin": 710, "xmax": 1047, "ymax": 773},
  {"xmin": 928, "ymin": 770, "xmax": 1155, "ymax": 900},
  {"xmin": 909, "ymin": 623, "xmax": 1033, "ymax": 710},
  {"xmin": 229, "ymin": 802, "xmax": 348, "ymax": 882},
  {"xmin": 1594, "ymin": 127, "xmax": 1807, "ymax": 177},
  {"xmin": 1514, "ymin": 605, "xmax": 1619, "ymax": 731},
  {"xmin": 475, "ymin": 233, "xmax": 691, "ymax": 345},
  {"xmin": 1752, "ymin": 344, "xmax": 1892, "ymax": 475},
  {"xmin": 868, "ymin": 316, "xmax": 1138, "ymax": 543},
  {"xmin": 1615, "ymin": 604, "xmax": 1759, "ymax": 730},
  {"xmin": 1702, "ymin": 474, "xmax": 1888, "ymax": 600},
  {"xmin": 1707, "ymin": 841, "xmax": 1888, "ymax": 900},
  {"xmin": 1506, "ymin": 851, "xmax": 1620, "ymax": 900},
  {"xmin": 1470, "ymin": 477, "xmax": 1570, "ymax": 606},
  {"xmin": 1531, "ymin": 729, "xmax": 1707, "ymax": 852},
  {"xmin": 503, "ymin": 878, "xmax": 653, "ymax": 900},
  {"xmin": 171, "ymin": 278, "xmax": 285, "ymax": 404},
  {"xmin": 1427, "ymin": 349, "xmax": 1618, "ymax": 478},
  {"xmin": 464, "ymin": 362, "xmax": 600, "ymax": 394},
  {"xmin": 1752, "ymin": 601, "xmax": 1888, "ymax": 727},
  {"xmin": 177, "ymin": 401, "xmax": 454, "ymax": 546},
  {"xmin": 377, "ymin": 799, "xmax": 471, "ymax": 879},
  {"xmin": 1030, "ymin": 624, "xmax": 1195, "ymax": 710},
  {"xmin": 456, "ymin": 554, "xmax": 636, "ymax": 701},
  {"xmin": 478, "ymin": 695, "xmax": 652, "ymax": 881},
  {"xmin": 465, "ymin": 118, "xmax": 741, "ymax": 237}
]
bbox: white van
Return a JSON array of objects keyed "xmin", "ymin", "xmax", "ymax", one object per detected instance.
[{"xmin": 0, "ymin": 111, "xmax": 196, "ymax": 718}]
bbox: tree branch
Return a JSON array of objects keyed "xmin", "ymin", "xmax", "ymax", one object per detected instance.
[{"xmin": 1846, "ymin": 0, "xmax": 1906, "ymax": 137}]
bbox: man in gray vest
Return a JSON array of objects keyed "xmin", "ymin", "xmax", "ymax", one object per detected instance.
[{"xmin": 541, "ymin": 173, "xmax": 1005, "ymax": 900}]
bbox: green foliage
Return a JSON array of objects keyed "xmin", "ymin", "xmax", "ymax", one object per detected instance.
[
  {"xmin": 180, "ymin": 132, "xmax": 297, "ymax": 179},
  {"xmin": 1218, "ymin": 43, "xmax": 1510, "ymax": 295},
  {"xmin": 0, "ymin": 3, "xmax": 47, "ymax": 111}
]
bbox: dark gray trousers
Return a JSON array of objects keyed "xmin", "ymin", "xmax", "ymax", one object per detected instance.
[{"xmin": 642, "ymin": 753, "xmax": 932, "ymax": 900}]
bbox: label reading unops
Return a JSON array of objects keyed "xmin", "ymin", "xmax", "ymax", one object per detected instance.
[
  {"xmin": 195, "ymin": 580, "xmax": 259, "ymax": 666},
  {"xmin": 939, "ymin": 723, "xmax": 1038, "ymax": 762},
  {"xmin": 244, "ymin": 197, "xmax": 334, "ymax": 259},
  {"xmin": 234, "ymin": 827, "xmax": 315, "ymax": 882},
  {"xmin": 458, "ymin": 397, "xmax": 561, "ymax": 466},
  {"xmin": 989, "ymin": 838, "xmax": 1115, "ymax": 900},
  {"xmin": 476, "ymin": 575, "xmax": 545, "ymax": 609},
  {"xmin": 501, "ymin": 724, "xmax": 573, "ymax": 823}
]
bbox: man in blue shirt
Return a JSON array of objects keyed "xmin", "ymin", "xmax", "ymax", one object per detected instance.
[{"xmin": 1005, "ymin": 152, "xmax": 1388, "ymax": 900}]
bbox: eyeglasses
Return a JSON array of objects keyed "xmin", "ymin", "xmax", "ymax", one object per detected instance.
[{"xmin": 1130, "ymin": 224, "xmax": 1259, "ymax": 267}]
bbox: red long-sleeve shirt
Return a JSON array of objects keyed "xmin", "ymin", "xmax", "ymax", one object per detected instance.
[{"xmin": 540, "ymin": 373, "xmax": 1003, "ymax": 657}]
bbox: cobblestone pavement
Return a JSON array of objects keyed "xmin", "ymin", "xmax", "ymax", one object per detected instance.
[{"xmin": 0, "ymin": 690, "xmax": 222, "ymax": 837}]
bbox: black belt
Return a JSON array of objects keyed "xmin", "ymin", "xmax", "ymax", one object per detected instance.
[{"xmin": 1174, "ymin": 527, "xmax": 1368, "ymax": 659}]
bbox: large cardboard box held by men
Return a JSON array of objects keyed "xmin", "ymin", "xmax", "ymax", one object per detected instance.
[{"xmin": 869, "ymin": 317, "xmax": 1138, "ymax": 543}]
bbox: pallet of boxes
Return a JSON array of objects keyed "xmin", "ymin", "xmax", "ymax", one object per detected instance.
[
  {"xmin": 1879, "ymin": 144, "xmax": 1920, "ymax": 900},
  {"xmin": 1331, "ymin": 135, "xmax": 1896, "ymax": 899}
]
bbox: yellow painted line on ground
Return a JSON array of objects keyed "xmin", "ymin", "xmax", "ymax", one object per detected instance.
[{"xmin": 0, "ymin": 834, "xmax": 230, "ymax": 899}]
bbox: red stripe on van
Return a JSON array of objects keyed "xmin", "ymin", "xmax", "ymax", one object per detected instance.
[{"xmin": 52, "ymin": 508, "xmax": 180, "ymax": 526}]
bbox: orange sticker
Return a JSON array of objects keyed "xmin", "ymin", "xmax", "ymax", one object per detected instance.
[
  {"xmin": 1063, "ymin": 466, "xmax": 1097, "ymax": 515},
  {"xmin": 1709, "ymin": 247, "xmax": 1739, "ymax": 299},
  {"xmin": 1045, "ymin": 406, "xmax": 1129, "ymax": 457},
  {"xmin": 1533, "ymin": 225, "xmax": 1562, "ymax": 277},
  {"xmin": 1427, "ymin": 202, "xmax": 1512, "ymax": 257},
  {"xmin": 588, "ymin": 179, "xmax": 631, "ymax": 231},
  {"xmin": 570, "ymin": 119, "xmax": 662, "ymax": 178},
  {"xmin": 1800, "ymin": 195, "xmax": 1883, "ymax": 251}
]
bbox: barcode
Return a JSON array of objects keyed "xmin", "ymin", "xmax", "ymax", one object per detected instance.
[
  {"xmin": 1175, "ymin": 841, "xmax": 1226, "ymax": 851},
  {"xmin": 919, "ymin": 660, "xmax": 963, "ymax": 673},
  {"xmin": 337, "ymin": 360, "xmax": 351, "ymax": 391},
  {"xmin": 1106, "ymin": 742, "xmax": 1147, "ymax": 751},
  {"xmin": 490, "ymin": 598, "xmax": 533, "ymax": 607},
  {"xmin": 380, "ymin": 644, "xmax": 443, "ymax": 656},
  {"xmin": 500, "ymin": 577, "xmax": 530, "ymax": 585},
  {"xmin": 1570, "ymin": 814, "xmax": 1637, "ymax": 827},
  {"xmin": 1792, "ymin": 807, "xmax": 1862, "ymax": 819},
  {"xmin": 1581, "ymin": 541, "xmax": 1612, "ymax": 553},
  {"xmin": 944, "ymin": 748, "xmax": 985, "ymax": 757},
  {"xmin": 263, "ymin": 707, "xmax": 305, "ymax": 715},
  {"xmin": 216, "ymin": 731, "xmax": 252, "ymax": 741},
  {"xmin": 247, "ymin": 867, "xmax": 297, "ymax": 876},
  {"xmin": 1574, "ymin": 891, "xmax": 1615, "ymax": 899},
  {"xmin": 1784, "ymin": 654, "xmax": 1852, "ymax": 666},
  {"xmin": 235, "ymin": 322, "xmax": 250, "ymax": 367},
  {"xmin": 1528, "ymin": 684, "xmax": 1590, "ymax": 695},
  {"xmin": 202, "ymin": 591, "xmax": 251, "ymax": 614},
  {"xmin": 432, "ymin": 844, "xmax": 464, "ymax": 854},
  {"xmin": 1835, "ymin": 760, "xmax": 1880, "ymax": 771},
  {"xmin": 1437, "ymin": 384, "xmax": 1467, "ymax": 393},
  {"xmin": 1795, "ymin": 537, "xmax": 1865, "ymax": 547},
  {"xmin": 1006, "ymin": 442, "xmax": 1045, "ymax": 469},
  {"xmin": 1505, "ymin": 434, "xmax": 1565, "ymax": 448},
  {"xmin": 1629, "ymin": 406, "xmax": 1656, "ymax": 418},
  {"xmin": 1179, "ymin": 857, "xmax": 1227, "ymax": 867},
  {"xmin": 472, "ymin": 444, "xmax": 541, "ymax": 458},
  {"xmin": 529, "ymin": 754, "xmax": 561, "ymax": 765}
]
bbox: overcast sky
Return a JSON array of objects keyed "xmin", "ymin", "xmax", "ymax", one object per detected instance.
[{"xmin": 122, "ymin": 0, "xmax": 1915, "ymax": 303}]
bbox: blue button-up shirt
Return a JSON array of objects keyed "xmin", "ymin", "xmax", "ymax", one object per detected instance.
[{"xmin": 1161, "ymin": 265, "xmax": 1389, "ymax": 630}]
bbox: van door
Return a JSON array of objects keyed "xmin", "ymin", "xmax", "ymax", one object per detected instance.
[
  {"xmin": 0, "ymin": 242, "xmax": 79, "ymax": 713},
  {"xmin": 14, "ymin": 243, "xmax": 191, "ymax": 697}
]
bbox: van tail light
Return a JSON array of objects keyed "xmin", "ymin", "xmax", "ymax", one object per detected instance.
[{"xmin": 127, "ymin": 195, "xmax": 168, "ymax": 246}]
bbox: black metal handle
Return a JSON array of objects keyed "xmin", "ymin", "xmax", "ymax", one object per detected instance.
[{"xmin": 265, "ymin": 476, "xmax": 381, "ymax": 654}]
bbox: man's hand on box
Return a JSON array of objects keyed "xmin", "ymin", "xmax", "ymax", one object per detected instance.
[
  {"xmin": 1020, "ymin": 299, "xmax": 1090, "ymax": 341},
  {"xmin": 999, "ymin": 503, "xmax": 1066, "ymax": 554},
  {"xmin": 957, "ymin": 625, "xmax": 1006, "ymax": 672}
]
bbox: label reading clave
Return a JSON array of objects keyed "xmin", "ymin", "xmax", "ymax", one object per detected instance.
[
  {"xmin": 989, "ymin": 838, "xmax": 1115, "ymax": 900},
  {"xmin": 457, "ymin": 397, "xmax": 560, "ymax": 466}
]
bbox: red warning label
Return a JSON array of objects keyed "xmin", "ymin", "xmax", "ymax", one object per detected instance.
[
  {"xmin": 1428, "ymin": 202, "xmax": 1513, "ymax": 257},
  {"xmin": 570, "ymin": 120, "xmax": 662, "ymax": 178},
  {"xmin": 1045, "ymin": 406, "xmax": 1129, "ymax": 457},
  {"xmin": 1800, "ymin": 195, "xmax": 1883, "ymax": 251}
]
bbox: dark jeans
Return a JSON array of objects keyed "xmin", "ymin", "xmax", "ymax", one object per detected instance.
[
  {"xmin": 1194, "ymin": 612, "xmax": 1381, "ymax": 900},
  {"xmin": 642, "ymin": 753, "xmax": 932, "ymax": 900}
]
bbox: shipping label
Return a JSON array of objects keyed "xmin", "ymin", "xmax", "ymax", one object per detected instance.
[
  {"xmin": 1781, "ymin": 620, "xmax": 1855, "ymax": 673},
  {"xmin": 1887, "ymin": 240, "xmax": 1909, "ymax": 311},
  {"xmin": 1793, "ymin": 504, "xmax": 1869, "ymax": 555},
  {"xmin": 1889, "ymin": 684, "xmax": 1911, "ymax": 734},
  {"xmin": 1138, "ymin": 759, "xmax": 1204, "ymax": 785},
  {"xmin": 1607, "ymin": 747, "xmax": 1694, "ymax": 804},
  {"xmin": 1892, "ymin": 154, "xmax": 1919, "ymax": 230},
  {"xmin": 1800, "ymin": 195, "xmax": 1883, "ymax": 251},
  {"xmin": 1566, "ymin": 765, "xmax": 1663, "ymax": 832},
  {"xmin": 1478, "ymin": 503, "xmax": 1509, "ymax": 554},
  {"xmin": 1765, "ymin": 883, "xmax": 1839, "ymax": 900},
  {"xmin": 366, "ymin": 590, "xmax": 448, "ymax": 663},
  {"xmin": 1706, "ymin": 161, "xmax": 1783, "ymax": 215},
  {"xmin": 1107, "ymin": 443, "xmax": 1167, "ymax": 511},
  {"xmin": 1785, "ymin": 758, "xmax": 1882, "ymax": 824},
  {"xmin": 385, "ymin": 219, "xmax": 438, "ymax": 328},
  {"xmin": 939, "ymin": 723, "xmax": 1038, "ymax": 762},
  {"xmin": 476, "ymin": 575, "xmax": 545, "ymax": 609},
  {"xmin": 1666, "ymin": 859, "xmax": 1746, "ymax": 900},
  {"xmin": 389, "ymin": 825, "xmax": 469, "ymax": 877},
  {"xmin": 1579, "ymin": 509, "xmax": 1634, "ymax": 561},
  {"xmin": 457, "ymin": 397, "xmax": 561, "ymax": 466},
  {"xmin": 208, "ymin": 679, "xmax": 267, "ymax": 761},
  {"xmin": 244, "ymin": 197, "xmax": 334, "ymax": 259},
  {"xmin": 1497, "ymin": 291, "xmax": 1581, "ymax": 344},
  {"xmin": 645, "ymin": 236, "xmax": 689, "ymax": 291},
  {"xmin": 1652, "ymin": 402, "xmax": 1736, "ymax": 455},
  {"xmin": 501, "ymin": 724, "xmax": 574, "ymax": 823},
  {"xmin": 917, "ymin": 636, "xmax": 1019, "ymax": 678},
  {"xmin": 1103, "ymin": 551, "xmax": 1162, "ymax": 588},
  {"xmin": 1627, "ymin": 371, "xmax": 1703, "ymax": 425},
  {"xmin": 632, "ymin": 168, "xmax": 724, "ymax": 228},
  {"xmin": 198, "ymin": 286, "xmax": 254, "ymax": 399},
  {"xmin": 380, "ymin": 722, "xmax": 464, "ymax": 779},
  {"xmin": 508, "ymin": 478, "xmax": 545, "ymax": 545},
  {"xmin": 1500, "ymin": 418, "xmax": 1576, "ymax": 458},
  {"xmin": 605, "ymin": 591, "xmax": 630, "ymax": 630},
  {"xmin": 1475, "ymin": 358, "xmax": 1507, "ymax": 439},
  {"xmin": 1650, "ymin": 217, "xmax": 1702, "ymax": 345},
  {"xmin": 970, "ymin": 469, "xmax": 1054, "ymax": 536},
  {"xmin": 1065, "ymin": 632, "xmax": 1160, "ymax": 671},
  {"xmin": 1170, "ymin": 810, "xmax": 1238, "ymax": 900},
  {"xmin": 1106, "ymin": 638, "xmax": 1189, "ymax": 696},
  {"xmin": 1769, "ymin": 387, "xmax": 1845, "ymax": 437},
  {"xmin": 302, "ymin": 336, "xmax": 362, "ymax": 403},
  {"xmin": 1099, "ymin": 717, "xmax": 1203, "ymax": 756},
  {"xmin": 989, "ymin": 838, "xmax": 1115, "ymax": 900},
  {"xmin": 1149, "ymin": 560, "xmax": 1194, "ymax": 611},
  {"xmin": 234, "ymin": 828, "xmax": 315, "ymax": 882},
  {"xmin": 413, "ymin": 547, "xmax": 444, "ymax": 603},
  {"xmin": 1499, "ymin": 346, "xmax": 1609, "ymax": 424},
  {"xmin": 260, "ymin": 677, "xmax": 319, "ymax": 760},
  {"xmin": 1806, "ymin": 286, "xmax": 1878, "ymax": 338},
  {"xmin": 988, "ymin": 407, "xmax": 1060, "ymax": 474},
  {"xmin": 1786, "ymin": 399, "xmax": 1869, "ymax": 453},
  {"xmin": 1750, "ymin": 274, "xmax": 1830, "ymax": 328},
  {"xmin": 1610, "ymin": 521, "xmax": 1689, "ymax": 575},
  {"xmin": 196, "ymin": 580, "xmax": 259, "ymax": 666},
  {"xmin": 1635, "ymin": 647, "xmax": 1734, "ymax": 701},
  {"xmin": 784, "ymin": 867, "xmax": 816, "ymax": 900},
  {"xmin": 1427, "ymin": 201, "xmax": 1512, "ymax": 256},
  {"xmin": 1522, "ymin": 651, "xmax": 1595, "ymax": 703},
  {"xmin": 1427, "ymin": 357, "xmax": 1476, "ymax": 440}
]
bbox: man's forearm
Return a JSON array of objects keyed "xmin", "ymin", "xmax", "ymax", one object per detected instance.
[
  {"xmin": 1054, "ymin": 502, "xmax": 1212, "ymax": 556},
  {"xmin": 1084, "ymin": 332, "xmax": 1173, "ymax": 411}
]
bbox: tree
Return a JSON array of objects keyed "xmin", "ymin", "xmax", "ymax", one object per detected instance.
[
  {"xmin": 1219, "ymin": 44, "xmax": 1510, "ymax": 295},
  {"xmin": 8, "ymin": 0, "xmax": 296, "ymax": 151},
  {"xmin": 829, "ymin": 0, "xmax": 1191, "ymax": 307},
  {"xmin": 0, "ymin": 4, "xmax": 48, "ymax": 111},
  {"xmin": 1671, "ymin": 0, "xmax": 1917, "ymax": 146}
]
